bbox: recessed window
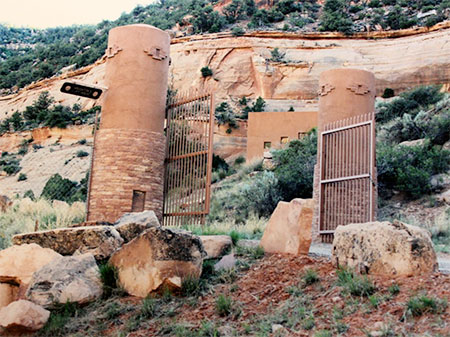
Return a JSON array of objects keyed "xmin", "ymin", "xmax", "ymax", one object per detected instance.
[
  {"xmin": 131, "ymin": 190, "xmax": 146, "ymax": 212},
  {"xmin": 280, "ymin": 137, "xmax": 289, "ymax": 144},
  {"xmin": 264, "ymin": 141, "xmax": 272, "ymax": 149},
  {"xmin": 298, "ymin": 132, "xmax": 307, "ymax": 140}
]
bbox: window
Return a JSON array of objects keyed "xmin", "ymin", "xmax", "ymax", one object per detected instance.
[
  {"xmin": 264, "ymin": 141, "xmax": 272, "ymax": 149},
  {"xmin": 298, "ymin": 132, "xmax": 307, "ymax": 140},
  {"xmin": 131, "ymin": 190, "xmax": 146, "ymax": 212},
  {"xmin": 280, "ymin": 137, "xmax": 289, "ymax": 144}
]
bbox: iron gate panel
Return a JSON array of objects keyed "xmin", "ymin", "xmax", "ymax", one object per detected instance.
[
  {"xmin": 163, "ymin": 90, "xmax": 214, "ymax": 226},
  {"xmin": 319, "ymin": 113, "xmax": 375, "ymax": 239}
]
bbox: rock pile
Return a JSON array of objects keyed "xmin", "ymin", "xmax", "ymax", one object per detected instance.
[{"xmin": 0, "ymin": 210, "xmax": 233, "ymax": 334}]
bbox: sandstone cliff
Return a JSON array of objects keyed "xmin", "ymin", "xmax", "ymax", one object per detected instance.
[{"xmin": 1, "ymin": 24, "xmax": 449, "ymax": 121}]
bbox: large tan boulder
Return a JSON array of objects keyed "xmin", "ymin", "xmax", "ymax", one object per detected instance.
[
  {"xmin": 0, "ymin": 244, "xmax": 62, "ymax": 286},
  {"xmin": 199, "ymin": 235, "xmax": 232, "ymax": 259},
  {"xmin": 260, "ymin": 199, "xmax": 314, "ymax": 255},
  {"xmin": 114, "ymin": 210, "xmax": 160, "ymax": 243},
  {"xmin": 26, "ymin": 254, "xmax": 102, "ymax": 308},
  {"xmin": 110, "ymin": 227, "xmax": 206, "ymax": 297},
  {"xmin": 332, "ymin": 220, "xmax": 438, "ymax": 276},
  {"xmin": 12, "ymin": 226, "xmax": 123, "ymax": 260},
  {"xmin": 0, "ymin": 300, "xmax": 50, "ymax": 332}
]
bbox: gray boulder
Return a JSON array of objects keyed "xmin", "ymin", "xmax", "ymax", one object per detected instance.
[
  {"xmin": 12, "ymin": 226, "xmax": 123, "ymax": 260},
  {"xmin": 114, "ymin": 210, "xmax": 160, "ymax": 243},
  {"xmin": 26, "ymin": 254, "xmax": 102, "ymax": 308}
]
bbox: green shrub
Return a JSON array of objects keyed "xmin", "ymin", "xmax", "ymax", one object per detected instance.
[
  {"xmin": 270, "ymin": 48, "xmax": 285, "ymax": 62},
  {"xmin": 251, "ymin": 96, "xmax": 266, "ymax": 112},
  {"xmin": 23, "ymin": 189, "xmax": 35, "ymax": 200},
  {"xmin": 140, "ymin": 297, "xmax": 157, "ymax": 318},
  {"xmin": 302, "ymin": 269, "xmax": 319, "ymax": 286},
  {"xmin": 319, "ymin": 0, "xmax": 353, "ymax": 34},
  {"xmin": 336, "ymin": 267, "xmax": 376, "ymax": 297},
  {"xmin": 215, "ymin": 102, "xmax": 238, "ymax": 129},
  {"xmin": 17, "ymin": 173, "xmax": 27, "ymax": 181},
  {"xmin": 368, "ymin": 0, "xmax": 381, "ymax": 7},
  {"xmin": 376, "ymin": 85, "xmax": 444, "ymax": 124},
  {"xmin": 231, "ymin": 26, "xmax": 245, "ymax": 36},
  {"xmin": 17, "ymin": 146, "xmax": 28, "ymax": 155},
  {"xmin": 3, "ymin": 163, "xmax": 21, "ymax": 175},
  {"xmin": 272, "ymin": 129, "xmax": 317, "ymax": 201},
  {"xmin": 406, "ymin": 295, "xmax": 447, "ymax": 317},
  {"xmin": 388, "ymin": 283, "xmax": 400, "ymax": 296},
  {"xmin": 234, "ymin": 156, "xmax": 245, "ymax": 166},
  {"xmin": 76, "ymin": 150, "xmax": 89, "ymax": 158},
  {"xmin": 215, "ymin": 294, "xmax": 233, "ymax": 316},
  {"xmin": 181, "ymin": 275, "xmax": 202, "ymax": 297},
  {"xmin": 201, "ymin": 66, "xmax": 213, "ymax": 77},
  {"xmin": 377, "ymin": 142, "xmax": 450, "ymax": 199},
  {"xmin": 99, "ymin": 263, "xmax": 118, "ymax": 298},
  {"xmin": 77, "ymin": 139, "xmax": 87, "ymax": 145},
  {"xmin": 382, "ymin": 88, "xmax": 395, "ymax": 98}
]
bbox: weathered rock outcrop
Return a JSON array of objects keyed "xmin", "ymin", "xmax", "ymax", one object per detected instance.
[
  {"xmin": 114, "ymin": 210, "xmax": 160, "ymax": 243},
  {"xmin": 26, "ymin": 254, "xmax": 102, "ymax": 308},
  {"xmin": 0, "ymin": 284, "xmax": 16, "ymax": 310},
  {"xmin": 109, "ymin": 227, "xmax": 206, "ymax": 297},
  {"xmin": 199, "ymin": 235, "xmax": 232, "ymax": 259},
  {"xmin": 12, "ymin": 226, "xmax": 123, "ymax": 260},
  {"xmin": 332, "ymin": 220, "xmax": 438, "ymax": 276},
  {"xmin": 0, "ymin": 300, "xmax": 50, "ymax": 332},
  {"xmin": 260, "ymin": 199, "xmax": 314, "ymax": 255}
]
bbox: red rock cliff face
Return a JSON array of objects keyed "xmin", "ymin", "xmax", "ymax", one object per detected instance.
[{"xmin": 169, "ymin": 25, "xmax": 450, "ymax": 101}]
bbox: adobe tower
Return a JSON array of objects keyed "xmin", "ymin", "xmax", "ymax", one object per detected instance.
[
  {"xmin": 87, "ymin": 24, "xmax": 170, "ymax": 223},
  {"xmin": 312, "ymin": 69, "xmax": 377, "ymax": 243}
]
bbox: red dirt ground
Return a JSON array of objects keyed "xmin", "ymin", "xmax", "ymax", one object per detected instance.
[{"xmin": 127, "ymin": 254, "xmax": 449, "ymax": 336}]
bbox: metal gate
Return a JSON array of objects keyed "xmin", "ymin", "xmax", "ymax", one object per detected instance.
[
  {"xmin": 318, "ymin": 112, "xmax": 376, "ymax": 242},
  {"xmin": 163, "ymin": 90, "xmax": 214, "ymax": 226}
]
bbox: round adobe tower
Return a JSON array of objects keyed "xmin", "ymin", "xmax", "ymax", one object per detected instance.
[{"xmin": 87, "ymin": 24, "xmax": 170, "ymax": 223}]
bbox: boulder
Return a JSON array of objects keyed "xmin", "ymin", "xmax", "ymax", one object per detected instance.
[
  {"xmin": 332, "ymin": 220, "xmax": 438, "ymax": 276},
  {"xmin": 0, "ymin": 300, "xmax": 49, "ymax": 332},
  {"xmin": 109, "ymin": 227, "xmax": 206, "ymax": 297},
  {"xmin": 0, "ymin": 284, "xmax": 17, "ymax": 310},
  {"xmin": 199, "ymin": 235, "xmax": 232, "ymax": 259},
  {"xmin": 114, "ymin": 210, "xmax": 160, "ymax": 243},
  {"xmin": 214, "ymin": 254, "xmax": 237, "ymax": 272},
  {"xmin": 260, "ymin": 199, "xmax": 314, "ymax": 255},
  {"xmin": 12, "ymin": 226, "xmax": 123, "ymax": 260},
  {"xmin": 26, "ymin": 254, "xmax": 102, "ymax": 308},
  {"xmin": 0, "ymin": 244, "xmax": 62, "ymax": 286}
]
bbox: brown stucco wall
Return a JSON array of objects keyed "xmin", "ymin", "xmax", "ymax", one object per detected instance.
[{"xmin": 247, "ymin": 111, "xmax": 318, "ymax": 161}]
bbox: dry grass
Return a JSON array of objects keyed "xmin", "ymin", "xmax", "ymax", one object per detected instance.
[{"xmin": 0, "ymin": 197, "xmax": 86, "ymax": 249}]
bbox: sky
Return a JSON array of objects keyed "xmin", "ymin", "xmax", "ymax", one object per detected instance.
[{"xmin": 0, "ymin": 0, "xmax": 155, "ymax": 29}]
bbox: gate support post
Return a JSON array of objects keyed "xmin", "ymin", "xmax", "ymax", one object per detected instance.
[
  {"xmin": 312, "ymin": 69, "xmax": 377, "ymax": 243},
  {"xmin": 87, "ymin": 24, "xmax": 170, "ymax": 223}
]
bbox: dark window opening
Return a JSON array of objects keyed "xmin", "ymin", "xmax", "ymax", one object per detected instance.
[{"xmin": 131, "ymin": 190, "xmax": 146, "ymax": 212}]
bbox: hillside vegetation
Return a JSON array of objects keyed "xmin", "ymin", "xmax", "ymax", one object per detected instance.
[{"xmin": 0, "ymin": 0, "xmax": 449, "ymax": 91}]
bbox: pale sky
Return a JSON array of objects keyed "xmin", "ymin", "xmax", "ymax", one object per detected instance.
[{"xmin": 0, "ymin": 0, "xmax": 156, "ymax": 29}]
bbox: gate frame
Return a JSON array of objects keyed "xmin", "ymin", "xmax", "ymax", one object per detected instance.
[
  {"xmin": 163, "ymin": 90, "xmax": 215, "ymax": 226},
  {"xmin": 318, "ymin": 113, "xmax": 376, "ymax": 238}
]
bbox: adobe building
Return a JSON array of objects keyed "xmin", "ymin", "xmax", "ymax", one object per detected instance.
[
  {"xmin": 247, "ymin": 110, "xmax": 317, "ymax": 161},
  {"xmin": 311, "ymin": 68, "xmax": 377, "ymax": 243},
  {"xmin": 87, "ymin": 24, "xmax": 170, "ymax": 223}
]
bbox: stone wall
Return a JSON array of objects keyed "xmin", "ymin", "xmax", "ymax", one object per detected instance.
[{"xmin": 87, "ymin": 129, "xmax": 165, "ymax": 223}]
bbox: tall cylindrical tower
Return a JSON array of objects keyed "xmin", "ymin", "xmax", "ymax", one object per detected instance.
[
  {"xmin": 312, "ymin": 68, "xmax": 377, "ymax": 243},
  {"xmin": 87, "ymin": 24, "xmax": 170, "ymax": 223}
]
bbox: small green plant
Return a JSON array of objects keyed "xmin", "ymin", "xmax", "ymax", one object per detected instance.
[
  {"xmin": 38, "ymin": 302, "xmax": 79, "ymax": 336},
  {"xmin": 215, "ymin": 294, "xmax": 234, "ymax": 317},
  {"xmin": 406, "ymin": 294, "xmax": 448, "ymax": 317},
  {"xmin": 181, "ymin": 275, "xmax": 202, "ymax": 296},
  {"xmin": 315, "ymin": 329, "xmax": 332, "ymax": 337},
  {"xmin": 336, "ymin": 267, "xmax": 376, "ymax": 297},
  {"xmin": 105, "ymin": 301, "xmax": 122, "ymax": 320},
  {"xmin": 234, "ymin": 156, "xmax": 245, "ymax": 166},
  {"xmin": 77, "ymin": 138, "xmax": 87, "ymax": 145},
  {"xmin": 229, "ymin": 230, "xmax": 240, "ymax": 245},
  {"xmin": 218, "ymin": 267, "xmax": 238, "ymax": 284},
  {"xmin": 201, "ymin": 66, "xmax": 213, "ymax": 77},
  {"xmin": 302, "ymin": 268, "xmax": 319, "ymax": 286},
  {"xmin": 250, "ymin": 245, "xmax": 265, "ymax": 259},
  {"xmin": 76, "ymin": 150, "xmax": 89, "ymax": 158},
  {"xmin": 335, "ymin": 321, "xmax": 349, "ymax": 334},
  {"xmin": 17, "ymin": 173, "xmax": 27, "ymax": 181},
  {"xmin": 140, "ymin": 297, "xmax": 157, "ymax": 318},
  {"xmin": 388, "ymin": 283, "xmax": 400, "ymax": 296},
  {"xmin": 302, "ymin": 317, "xmax": 315, "ymax": 330},
  {"xmin": 23, "ymin": 189, "xmax": 35, "ymax": 200},
  {"xmin": 369, "ymin": 294, "xmax": 381, "ymax": 308},
  {"xmin": 99, "ymin": 263, "xmax": 118, "ymax": 297}
]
